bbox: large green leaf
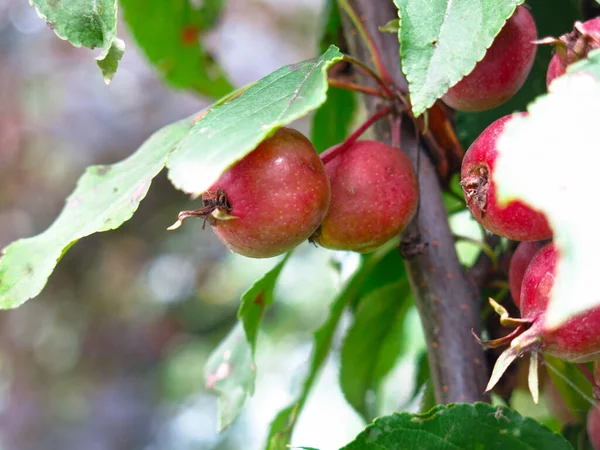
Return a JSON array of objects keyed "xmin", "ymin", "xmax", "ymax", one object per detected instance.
[
  {"xmin": 238, "ymin": 253, "xmax": 291, "ymax": 356},
  {"xmin": 265, "ymin": 241, "xmax": 398, "ymax": 450},
  {"xmin": 455, "ymin": 0, "xmax": 580, "ymax": 148},
  {"xmin": 340, "ymin": 281, "xmax": 411, "ymax": 421},
  {"xmin": 206, "ymin": 254, "xmax": 291, "ymax": 431},
  {"xmin": 341, "ymin": 403, "xmax": 572, "ymax": 450},
  {"xmin": 394, "ymin": 0, "xmax": 524, "ymax": 116},
  {"xmin": 167, "ymin": 45, "xmax": 344, "ymax": 197},
  {"xmin": 0, "ymin": 116, "xmax": 195, "ymax": 309},
  {"xmin": 204, "ymin": 323, "xmax": 255, "ymax": 431},
  {"xmin": 120, "ymin": 0, "xmax": 232, "ymax": 97},
  {"xmin": 30, "ymin": 0, "xmax": 124, "ymax": 83},
  {"xmin": 495, "ymin": 50, "xmax": 600, "ymax": 329}
]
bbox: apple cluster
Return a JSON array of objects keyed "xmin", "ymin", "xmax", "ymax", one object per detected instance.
[
  {"xmin": 459, "ymin": 13, "xmax": 600, "ymax": 246},
  {"xmin": 177, "ymin": 127, "xmax": 418, "ymax": 258},
  {"xmin": 456, "ymin": 8, "xmax": 600, "ymax": 422}
]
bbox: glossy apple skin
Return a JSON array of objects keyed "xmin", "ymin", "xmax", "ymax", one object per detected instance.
[
  {"xmin": 547, "ymin": 17, "xmax": 600, "ymax": 87},
  {"xmin": 509, "ymin": 241, "xmax": 546, "ymax": 308},
  {"xmin": 442, "ymin": 6, "xmax": 538, "ymax": 112},
  {"xmin": 313, "ymin": 140, "xmax": 418, "ymax": 253},
  {"xmin": 461, "ymin": 113, "xmax": 552, "ymax": 241},
  {"xmin": 206, "ymin": 127, "xmax": 331, "ymax": 258},
  {"xmin": 520, "ymin": 244, "xmax": 600, "ymax": 362}
]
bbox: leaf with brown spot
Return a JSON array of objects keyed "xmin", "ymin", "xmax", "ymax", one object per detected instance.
[{"xmin": 204, "ymin": 323, "xmax": 255, "ymax": 431}]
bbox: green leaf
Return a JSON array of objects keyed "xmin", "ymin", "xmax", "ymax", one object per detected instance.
[
  {"xmin": 394, "ymin": 0, "xmax": 524, "ymax": 116},
  {"xmin": 379, "ymin": 19, "xmax": 400, "ymax": 34},
  {"xmin": 265, "ymin": 242, "xmax": 397, "ymax": 450},
  {"xmin": 206, "ymin": 253, "xmax": 291, "ymax": 431},
  {"xmin": 455, "ymin": 0, "xmax": 580, "ymax": 148},
  {"xmin": 30, "ymin": 0, "xmax": 123, "ymax": 82},
  {"xmin": 340, "ymin": 281, "xmax": 411, "ymax": 421},
  {"xmin": 311, "ymin": 87, "xmax": 356, "ymax": 154},
  {"xmin": 561, "ymin": 423, "xmax": 594, "ymax": 450},
  {"xmin": 239, "ymin": 253, "xmax": 291, "ymax": 356},
  {"xmin": 544, "ymin": 356, "xmax": 594, "ymax": 423},
  {"xmin": 204, "ymin": 323, "xmax": 255, "ymax": 431},
  {"xmin": 97, "ymin": 38, "xmax": 125, "ymax": 84},
  {"xmin": 312, "ymin": 2, "xmax": 356, "ymax": 152},
  {"xmin": 494, "ymin": 50, "xmax": 600, "ymax": 329},
  {"xmin": 120, "ymin": 0, "xmax": 232, "ymax": 98},
  {"xmin": 318, "ymin": 0, "xmax": 343, "ymax": 54},
  {"xmin": 0, "ymin": 116, "xmax": 195, "ymax": 309},
  {"xmin": 167, "ymin": 45, "xmax": 344, "ymax": 197},
  {"xmin": 341, "ymin": 403, "xmax": 572, "ymax": 450}
]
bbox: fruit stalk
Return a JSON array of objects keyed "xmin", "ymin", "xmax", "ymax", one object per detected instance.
[
  {"xmin": 320, "ymin": 105, "xmax": 392, "ymax": 164},
  {"xmin": 340, "ymin": 0, "xmax": 489, "ymax": 403},
  {"xmin": 327, "ymin": 78, "xmax": 388, "ymax": 97}
]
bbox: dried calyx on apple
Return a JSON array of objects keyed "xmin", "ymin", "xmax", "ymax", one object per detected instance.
[
  {"xmin": 479, "ymin": 243, "xmax": 600, "ymax": 403},
  {"xmin": 545, "ymin": 17, "xmax": 600, "ymax": 86},
  {"xmin": 461, "ymin": 113, "xmax": 552, "ymax": 241},
  {"xmin": 169, "ymin": 127, "xmax": 331, "ymax": 258}
]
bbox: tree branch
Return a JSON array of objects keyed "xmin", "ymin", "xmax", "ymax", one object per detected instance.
[{"xmin": 340, "ymin": 0, "xmax": 489, "ymax": 403}]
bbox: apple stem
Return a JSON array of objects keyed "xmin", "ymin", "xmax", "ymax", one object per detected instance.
[
  {"xmin": 338, "ymin": 1, "xmax": 395, "ymax": 87},
  {"xmin": 327, "ymin": 78, "xmax": 389, "ymax": 97},
  {"xmin": 391, "ymin": 114, "xmax": 401, "ymax": 148},
  {"xmin": 341, "ymin": 55, "xmax": 395, "ymax": 98},
  {"xmin": 321, "ymin": 105, "xmax": 393, "ymax": 164}
]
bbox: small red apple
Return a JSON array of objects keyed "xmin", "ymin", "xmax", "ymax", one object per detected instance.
[
  {"xmin": 442, "ymin": 6, "xmax": 538, "ymax": 112},
  {"xmin": 461, "ymin": 113, "xmax": 552, "ymax": 241},
  {"xmin": 170, "ymin": 127, "xmax": 331, "ymax": 258}
]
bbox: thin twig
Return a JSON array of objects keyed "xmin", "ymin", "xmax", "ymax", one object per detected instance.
[
  {"xmin": 341, "ymin": 55, "xmax": 395, "ymax": 98},
  {"xmin": 321, "ymin": 105, "xmax": 393, "ymax": 164},
  {"xmin": 327, "ymin": 78, "xmax": 387, "ymax": 97},
  {"xmin": 337, "ymin": 0, "xmax": 394, "ymax": 85}
]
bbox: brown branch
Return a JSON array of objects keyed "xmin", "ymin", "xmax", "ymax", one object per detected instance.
[
  {"xmin": 327, "ymin": 78, "xmax": 388, "ymax": 97},
  {"xmin": 340, "ymin": 0, "xmax": 489, "ymax": 404}
]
